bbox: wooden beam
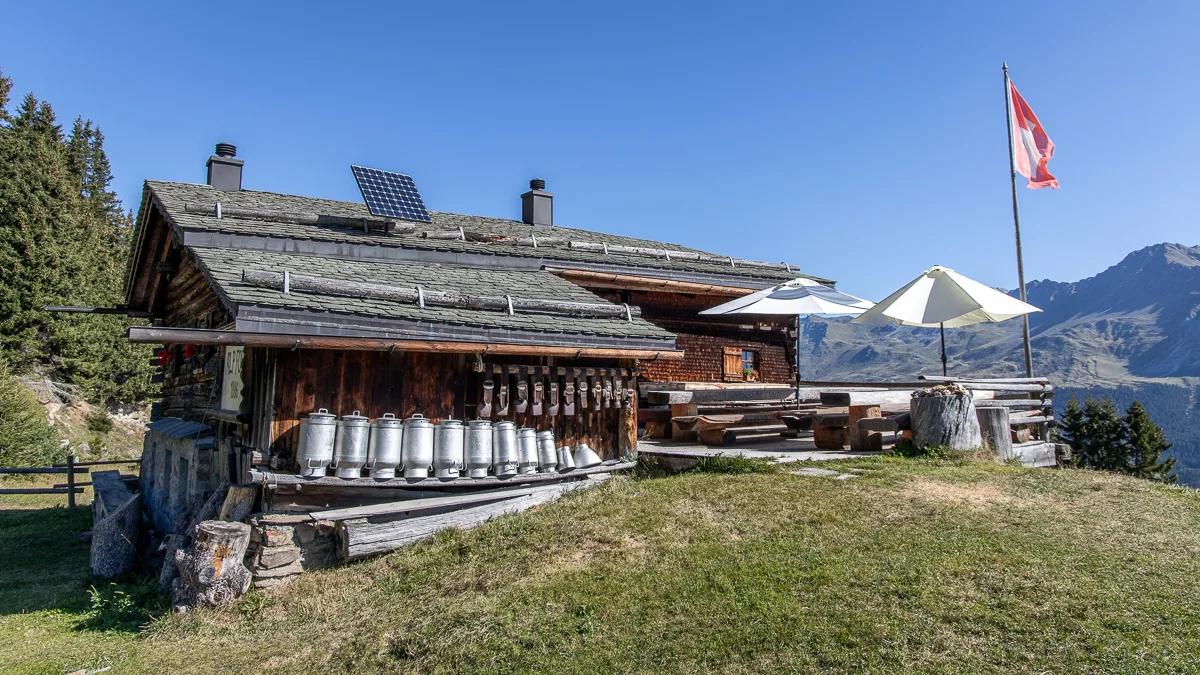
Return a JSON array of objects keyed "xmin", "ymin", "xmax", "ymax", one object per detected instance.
[
  {"xmin": 551, "ymin": 269, "xmax": 759, "ymax": 296},
  {"xmin": 339, "ymin": 478, "xmax": 604, "ymax": 562},
  {"xmin": 310, "ymin": 489, "xmax": 533, "ymax": 521},
  {"xmin": 127, "ymin": 327, "xmax": 683, "ymax": 360}
]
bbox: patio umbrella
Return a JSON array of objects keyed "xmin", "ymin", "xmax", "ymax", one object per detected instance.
[
  {"xmin": 699, "ymin": 277, "xmax": 874, "ymax": 402},
  {"xmin": 850, "ymin": 265, "xmax": 1041, "ymax": 375}
]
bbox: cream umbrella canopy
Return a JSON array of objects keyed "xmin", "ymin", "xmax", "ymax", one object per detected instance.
[
  {"xmin": 700, "ymin": 277, "xmax": 874, "ymax": 402},
  {"xmin": 851, "ymin": 265, "xmax": 1041, "ymax": 375}
]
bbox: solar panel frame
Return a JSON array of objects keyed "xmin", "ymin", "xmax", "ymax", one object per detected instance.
[{"xmin": 351, "ymin": 165, "xmax": 433, "ymax": 223}]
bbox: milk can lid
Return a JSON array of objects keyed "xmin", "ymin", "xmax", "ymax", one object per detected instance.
[
  {"xmin": 306, "ymin": 408, "xmax": 337, "ymax": 420},
  {"xmin": 341, "ymin": 410, "xmax": 370, "ymax": 423}
]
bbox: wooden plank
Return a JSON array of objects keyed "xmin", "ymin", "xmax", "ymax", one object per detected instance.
[
  {"xmin": 0, "ymin": 488, "xmax": 83, "ymax": 494},
  {"xmin": 1010, "ymin": 441, "xmax": 1057, "ymax": 468},
  {"xmin": 311, "ymin": 489, "xmax": 533, "ymax": 521},
  {"xmin": 700, "ymin": 424, "xmax": 789, "ymax": 447},
  {"xmin": 664, "ymin": 388, "xmax": 798, "ymax": 404},
  {"xmin": 340, "ymin": 477, "xmax": 605, "ymax": 561},
  {"xmin": 970, "ymin": 399, "xmax": 1051, "ymax": 409},
  {"xmin": 820, "ymin": 390, "xmax": 914, "ymax": 408},
  {"xmin": 54, "ymin": 458, "xmax": 140, "ymax": 467},
  {"xmin": 812, "ymin": 413, "xmax": 851, "ymax": 429},
  {"xmin": 218, "ymin": 485, "xmax": 259, "ymax": 522},
  {"xmin": 918, "ymin": 375, "xmax": 1050, "ymax": 385},
  {"xmin": 91, "ymin": 470, "xmax": 133, "ymax": 517},
  {"xmin": 252, "ymin": 460, "xmax": 633, "ymax": 489},
  {"xmin": 0, "ymin": 467, "xmax": 86, "ymax": 474},
  {"xmin": 647, "ymin": 390, "xmax": 694, "ymax": 405},
  {"xmin": 1010, "ymin": 416, "xmax": 1055, "ymax": 426}
]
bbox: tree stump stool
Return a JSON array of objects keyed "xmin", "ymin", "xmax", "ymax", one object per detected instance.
[
  {"xmin": 171, "ymin": 520, "xmax": 253, "ymax": 611},
  {"xmin": 910, "ymin": 385, "xmax": 982, "ymax": 451}
]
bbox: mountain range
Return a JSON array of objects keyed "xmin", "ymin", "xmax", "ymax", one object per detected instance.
[{"xmin": 798, "ymin": 243, "xmax": 1200, "ymax": 485}]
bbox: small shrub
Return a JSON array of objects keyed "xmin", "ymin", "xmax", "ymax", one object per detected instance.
[
  {"xmin": 0, "ymin": 361, "xmax": 62, "ymax": 468},
  {"xmin": 85, "ymin": 409, "xmax": 113, "ymax": 434},
  {"xmin": 80, "ymin": 579, "xmax": 168, "ymax": 633}
]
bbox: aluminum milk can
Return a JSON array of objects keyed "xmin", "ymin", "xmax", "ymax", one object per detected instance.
[
  {"xmin": 557, "ymin": 445, "xmax": 576, "ymax": 472},
  {"xmin": 465, "ymin": 420, "xmax": 493, "ymax": 478},
  {"xmin": 433, "ymin": 419, "xmax": 465, "ymax": 479},
  {"xmin": 296, "ymin": 408, "xmax": 337, "ymax": 477},
  {"xmin": 401, "ymin": 413, "xmax": 435, "ymax": 479},
  {"xmin": 367, "ymin": 413, "xmax": 403, "ymax": 480},
  {"xmin": 573, "ymin": 442, "xmax": 603, "ymax": 469},
  {"xmin": 492, "ymin": 421, "xmax": 519, "ymax": 477},
  {"xmin": 536, "ymin": 430, "xmax": 558, "ymax": 473},
  {"xmin": 332, "ymin": 410, "xmax": 371, "ymax": 479},
  {"xmin": 517, "ymin": 427, "xmax": 539, "ymax": 474}
]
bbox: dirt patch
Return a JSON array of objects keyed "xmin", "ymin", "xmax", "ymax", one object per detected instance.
[{"xmin": 904, "ymin": 477, "xmax": 1031, "ymax": 508}]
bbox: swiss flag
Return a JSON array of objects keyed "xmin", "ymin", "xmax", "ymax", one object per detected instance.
[{"xmin": 1009, "ymin": 81, "xmax": 1059, "ymax": 189}]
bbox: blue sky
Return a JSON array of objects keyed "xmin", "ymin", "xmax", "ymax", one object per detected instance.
[{"xmin": 3, "ymin": 1, "xmax": 1196, "ymax": 300}]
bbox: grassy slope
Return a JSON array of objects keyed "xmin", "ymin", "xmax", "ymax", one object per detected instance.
[{"xmin": 2, "ymin": 459, "xmax": 1199, "ymax": 674}]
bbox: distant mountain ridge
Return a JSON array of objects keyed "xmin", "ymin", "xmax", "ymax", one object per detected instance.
[{"xmin": 797, "ymin": 242, "xmax": 1200, "ymax": 485}]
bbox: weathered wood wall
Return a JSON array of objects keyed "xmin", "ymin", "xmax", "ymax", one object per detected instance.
[
  {"xmin": 268, "ymin": 351, "xmax": 634, "ymax": 465},
  {"xmin": 159, "ymin": 250, "xmax": 233, "ymax": 421}
]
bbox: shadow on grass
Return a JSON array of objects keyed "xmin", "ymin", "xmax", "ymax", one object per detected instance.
[{"xmin": 0, "ymin": 505, "xmax": 167, "ymax": 633}]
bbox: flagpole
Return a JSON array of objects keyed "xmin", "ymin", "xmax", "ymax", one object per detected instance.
[{"xmin": 1003, "ymin": 62, "xmax": 1035, "ymax": 378}]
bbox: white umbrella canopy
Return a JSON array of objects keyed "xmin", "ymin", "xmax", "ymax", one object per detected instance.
[
  {"xmin": 699, "ymin": 278, "xmax": 874, "ymax": 403},
  {"xmin": 699, "ymin": 277, "xmax": 874, "ymax": 316},
  {"xmin": 851, "ymin": 265, "xmax": 1041, "ymax": 374},
  {"xmin": 851, "ymin": 265, "xmax": 1040, "ymax": 327}
]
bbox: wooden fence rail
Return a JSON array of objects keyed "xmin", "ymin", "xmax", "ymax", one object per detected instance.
[{"xmin": 0, "ymin": 454, "xmax": 92, "ymax": 507}]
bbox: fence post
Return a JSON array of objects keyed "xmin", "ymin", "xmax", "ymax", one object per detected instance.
[{"xmin": 66, "ymin": 453, "xmax": 76, "ymax": 508}]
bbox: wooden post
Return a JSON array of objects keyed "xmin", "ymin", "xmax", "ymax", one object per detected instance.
[
  {"xmin": 976, "ymin": 406, "xmax": 1013, "ymax": 460},
  {"xmin": 848, "ymin": 405, "xmax": 881, "ymax": 451},
  {"xmin": 66, "ymin": 453, "xmax": 76, "ymax": 508},
  {"xmin": 669, "ymin": 401, "xmax": 698, "ymax": 442}
]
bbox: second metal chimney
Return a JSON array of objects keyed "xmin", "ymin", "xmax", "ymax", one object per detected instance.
[
  {"xmin": 521, "ymin": 178, "xmax": 553, "ymax": 226},
  {"xmin": 206, "ymin": 142, "xmax": 243, "ymax": 191}
]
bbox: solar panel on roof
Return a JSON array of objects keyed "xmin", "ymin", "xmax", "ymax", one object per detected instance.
[{"xmin": 351, "ymin": 165, "xmax": 433, "ymax": 223}]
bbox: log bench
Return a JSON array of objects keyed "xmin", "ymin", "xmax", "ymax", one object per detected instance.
[{"xmin": 647, "ymin": 387, "xmax": 803, "ymax": 442}]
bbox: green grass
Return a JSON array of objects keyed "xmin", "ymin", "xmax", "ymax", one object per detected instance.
[{"xmin": 3, "ymin": 458, "xmax": 1200, "ymax": 673}]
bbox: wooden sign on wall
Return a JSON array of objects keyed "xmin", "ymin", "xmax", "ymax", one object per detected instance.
[{"xmin": 220, "ymin": 346, "xmax": 245, "ymax": 411}]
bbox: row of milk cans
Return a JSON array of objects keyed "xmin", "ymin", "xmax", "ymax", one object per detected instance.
[{"xmin": 295, "ymin": 409, "xmax": 605, "ymax": 480}]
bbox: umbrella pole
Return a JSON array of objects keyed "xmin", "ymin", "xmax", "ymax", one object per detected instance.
[
  {"xmin": 940, "ymin": 322, "xmax": 948, "ymax": 376},
  {"xmin": 795, "ymin": 314, "xmax": 801, "ymax": 409}
]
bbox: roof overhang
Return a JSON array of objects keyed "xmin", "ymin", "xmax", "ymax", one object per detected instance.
[{"xmin": 127, "ymin": 325, "xmax": 683, "ymax": 360}]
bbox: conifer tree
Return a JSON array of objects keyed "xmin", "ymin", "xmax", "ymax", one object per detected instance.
[
  {"xmin": 1123, "ymin": 401, "xmax": 1176, "ymax": 483},
  {"xmin": 0, "ymin": 68, "xmax": 153, "ymax": 403},
  {"xmin": 1058, "ymin": 395, "xmax": 1085, "ymax": 463},
  {"xmin": 1073, "ymin": 397, "xmax": 1127, "ymax": 472}
]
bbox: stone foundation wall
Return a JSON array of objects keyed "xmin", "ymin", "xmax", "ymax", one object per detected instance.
[{"xmin": 245, "ymin": 516, "xmax": 340, "ymax": 588}]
